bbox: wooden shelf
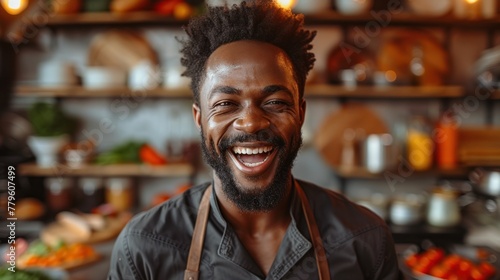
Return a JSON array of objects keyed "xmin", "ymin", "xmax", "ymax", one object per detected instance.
[
  {"xmin": 14, "ymin": 85, "xmax": 193, "ymax": 98},
  {"xmin": 304, "ymin": 11, "xmax": 500, "ymax": 28},
  {"xmin": 45, "ymin": 11, "xmax": 189, "ymax": 28},
  {"xmin": 305, "ymin": 85, "xmax": 464, "ymax": 99},
  {"xmin": 335, "ymin": 166, "xmax": 471, "ymax": 179},
  {"xmin": 41, "ymin": 11, "xmax": 500, "ymax": 29},
  {"xmin": 18, "ymin": 162, "xmax": 194, "ymax": 177},
  {"xmin": 15, "ymin": 84, "xmax": 464, "ymax": 99}
]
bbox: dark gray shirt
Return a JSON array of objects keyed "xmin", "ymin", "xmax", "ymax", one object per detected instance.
[{"xmin": 108, "ymin": 180, "xmax": 402, "ymax": 279}]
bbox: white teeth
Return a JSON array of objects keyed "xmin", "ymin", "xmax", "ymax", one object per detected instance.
[
  {"xmin": 232, "ymin": 146, "xmax": 272, "ymax": 155},
  {"xmin": 242, "ymin": 157, "xmax": 269, "ymax": 167}
]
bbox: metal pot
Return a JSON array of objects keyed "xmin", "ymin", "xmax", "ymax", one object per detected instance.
[
  {"xmin": 389, "ymin": 194, "xmax": 426, "ymax": 226},
  {"xmin": 427, "ymin": 187, "xmax": 461, "ymax": 227},
  {"xmin": 469, "ymin": 168, "xmax": 500, "ymax": 197}
]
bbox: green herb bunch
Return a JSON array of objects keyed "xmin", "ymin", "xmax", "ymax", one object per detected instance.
[{"xmin": 28, "ymin": 102, "xmax": 76, "ymax": 137}]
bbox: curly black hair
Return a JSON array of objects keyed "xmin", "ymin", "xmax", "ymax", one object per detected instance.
[{"xmin": 179, "ymin": 0, "xmax": 316, "ymax": 105}]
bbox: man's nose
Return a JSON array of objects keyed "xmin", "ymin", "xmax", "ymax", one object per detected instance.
[{"xmin": 233, "ymin": 107, "xmax": 270, "ymax": 134}]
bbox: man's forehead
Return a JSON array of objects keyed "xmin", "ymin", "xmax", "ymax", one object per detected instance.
[{"xmin": 207, "ymin": 40, "xmax": 290, "ymax": 66}]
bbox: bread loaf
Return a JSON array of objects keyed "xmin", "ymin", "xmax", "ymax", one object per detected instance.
[{"xmin": 56, "ymin": 211, "xmax": 92, "ymax": 240}]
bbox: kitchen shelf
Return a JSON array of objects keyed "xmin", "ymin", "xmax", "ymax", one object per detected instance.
[
  {"xmin": 335, "ymin": 166, "xmax": 471, "ymax": 180},
  {"xmin": 304, "ymin": 11, "xmax": 500, "ymax": 28},
  {"xmin": 305, "ymin": 85, "xmax": 464, "ymax": 99},
  {"xmin": 14, "ymin": 85, "xmax": 193, "ymax": 98},
  {"xmin": 18, "ymin": 162, "xmax": 194, "ymax": 177},
  {"xmin": 15, "ymin": 85, "xmax": 464, "ymax": 99},
  {"xmin": 45, "ymin": 11, "xmax": 189, "ymax": 28},
  {"xmin": 41, "ymin": 11, "xmax": 500, "ymax": 29}
]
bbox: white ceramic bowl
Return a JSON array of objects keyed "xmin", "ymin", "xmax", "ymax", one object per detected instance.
[
  {"xmin": 38, "ymin": 61, "xmax": 78, "ymax": 87},
  {"xmin": 407, "ymin": 0, "xmax": 452, "ymax": 16},
  {"xmin": 82, "ymin": 67, "xmax": 126, "ymax": 88},
  {"xmin": 336, "ymin": 0, "xmax": 372, "ymax": 15}
]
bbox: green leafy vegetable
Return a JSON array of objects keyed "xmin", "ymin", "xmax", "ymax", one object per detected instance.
[
  {"xmin": 0, "ymin": 267, "xmax": 52, "ymax": 280},
  {"xmin": 27, "ymin": 102, "xmax": 76, "ymax": 137},
  {"xmin": 94, "ymin": 141, "xmax": 145, "ymax": 165},
  {"xmin": 26, "ymin": 240, "xmax": 51, "ymax": 257}
]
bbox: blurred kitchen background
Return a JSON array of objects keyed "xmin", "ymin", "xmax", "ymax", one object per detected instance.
[{"xmin": 1, "ymin": 0, "xmax": 500, "ymax": 278}]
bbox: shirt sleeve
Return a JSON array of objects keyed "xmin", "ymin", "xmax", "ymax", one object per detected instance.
[
  {"xmin": 108, "ymin": 226, "xmax": 141, "ymax": 280},
  {"xmin": 371, "ymin": 225, "xmax": 405, "ymax": 280}
]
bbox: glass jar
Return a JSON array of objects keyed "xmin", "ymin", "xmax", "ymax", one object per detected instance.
[
  {"xmin": 78, "ymin": 177, "xmax": 105, "ymax": 213},
  {"xmin": 45, "ymin": 177, "xmax": 73, "ymax": 214},
  {"xmin": 407, "ymin": 116, "xmax": 434, "ymax": 171},
  {"xmin": 105, "ymin": 177, "xmax": 134, "ymax": 212}
]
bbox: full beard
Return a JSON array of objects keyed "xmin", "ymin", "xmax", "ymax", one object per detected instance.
[{"xmin": 200, "ymin": 128, "xmax": 302, "ymax": 212}]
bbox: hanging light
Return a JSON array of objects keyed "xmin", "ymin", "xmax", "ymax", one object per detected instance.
[
  {"xmin": 1, "ymin": 0, "xmax": 29, "ymax": 16},
  {"xmin": 276, "ymin": 0, "xmax": 296, "ymax": 9}
]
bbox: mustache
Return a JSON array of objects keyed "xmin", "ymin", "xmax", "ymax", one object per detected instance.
[{"xmin": 219, "ymin": 130, "xmax": 285, "ymax": 152}]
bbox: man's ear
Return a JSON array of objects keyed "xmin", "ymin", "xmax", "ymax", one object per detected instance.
[
  {"xmin": 192, "ymin": 103, "xmax": 201, "ymax": 130},
  {"xmin": 299, "ymin": 98, "xmax": 306, "ymax": 126}
]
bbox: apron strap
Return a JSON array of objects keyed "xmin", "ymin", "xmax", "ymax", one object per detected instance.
[
  {"xmin": 294, "ymin": 180, "xmax": 331, "ymax": 280},
  {"xmin": 184, "ymin": 186, "xmax": 212, "ymax": 280},
  {"xmin": 184, "ymin": 181, "xmax": 331, "ymax": 279}
]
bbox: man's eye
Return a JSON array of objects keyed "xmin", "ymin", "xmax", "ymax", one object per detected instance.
[
  {"xmin": 213, "ymin": 101, "xmax": 238, "ymax": 110},
  {"xmin": 266, "ymin": 100, "xmax": 288, "ymax": 106},
  {"xmin": 215, "ymin": 101, "xmax": 233, "ymax": 107}
]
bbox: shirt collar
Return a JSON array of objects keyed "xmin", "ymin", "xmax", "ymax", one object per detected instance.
[{"xmin": 209, "ymin": 182, "xmax": 312, "ymax": 279}]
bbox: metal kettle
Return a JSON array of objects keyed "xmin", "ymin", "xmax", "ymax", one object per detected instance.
[{"xmin": 427, "ymin": 187, "xmax": 461, "ymax": 227}]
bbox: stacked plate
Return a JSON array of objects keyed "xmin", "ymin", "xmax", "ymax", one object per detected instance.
[{"xmin": 474, "ymin": 45, "xmax": 500, "ymax": 89}]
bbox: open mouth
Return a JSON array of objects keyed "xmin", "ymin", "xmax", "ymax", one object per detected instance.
[{"xmin": 228, "ymin": 144, "xmax": 277, "ymax": 175}]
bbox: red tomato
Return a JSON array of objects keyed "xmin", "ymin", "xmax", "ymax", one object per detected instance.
[
  {"xmin": 448, "ymin": 273, "xmax": 469, "ymax": 280},
  {"xmin": 430, "ymin": 264, "xmax": 452, "ymax": 279},
  {"xmin": 413, "ymin": 256, "xmax": 433, "ymax": 275},
  {"xmin": 470, "ymin": 267, "xmax": 487, "ymax": 280},
  {"xmin": 426, "ymin": 247, "xmax": 446, "ymax": 264},
  {"xmin": 457, "ymin": 259, "xmax": 474, "ymax": 276},
  {"xmin": 443, "ymin": 254, "xmax": 462, "ymax": 271},
  {"xmin": 405, "ymin": 253, "xmax": 420, "ymax": 268},
  {"xmin": 478, "ymin": 262, "xmax": 496, "ymax": 278}
]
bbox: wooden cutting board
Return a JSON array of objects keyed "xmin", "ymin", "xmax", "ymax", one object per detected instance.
[
  {"xmin": 40, "ymin": 212, "xmax": 132, "ymax": 247},
  {"xmin": 314, "ymin": 103, "xmax": 389, "ymax": 170}
]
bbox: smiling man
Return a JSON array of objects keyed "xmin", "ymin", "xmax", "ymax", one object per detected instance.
[{"xmin": 108, "ymin": 1, "xmax": 403, "ymax": 279}]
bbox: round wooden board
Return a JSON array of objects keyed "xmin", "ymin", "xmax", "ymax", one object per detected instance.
[
  {"xmin": 40, "ymin": 212, "xmax": 132, "ymax": 247},
  {"xmin": 314, "ymin": 103, "xmax": 389, "ymax": 170}
]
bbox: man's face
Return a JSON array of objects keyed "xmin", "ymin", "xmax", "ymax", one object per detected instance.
[{"xmin": 193, "ymin": 40, "xmax": 306, "ymax": 212}]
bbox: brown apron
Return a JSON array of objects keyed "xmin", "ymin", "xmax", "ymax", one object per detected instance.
[{"xmin": 184, "ymin": 181, "xmax": 331, "ymax": 280}]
